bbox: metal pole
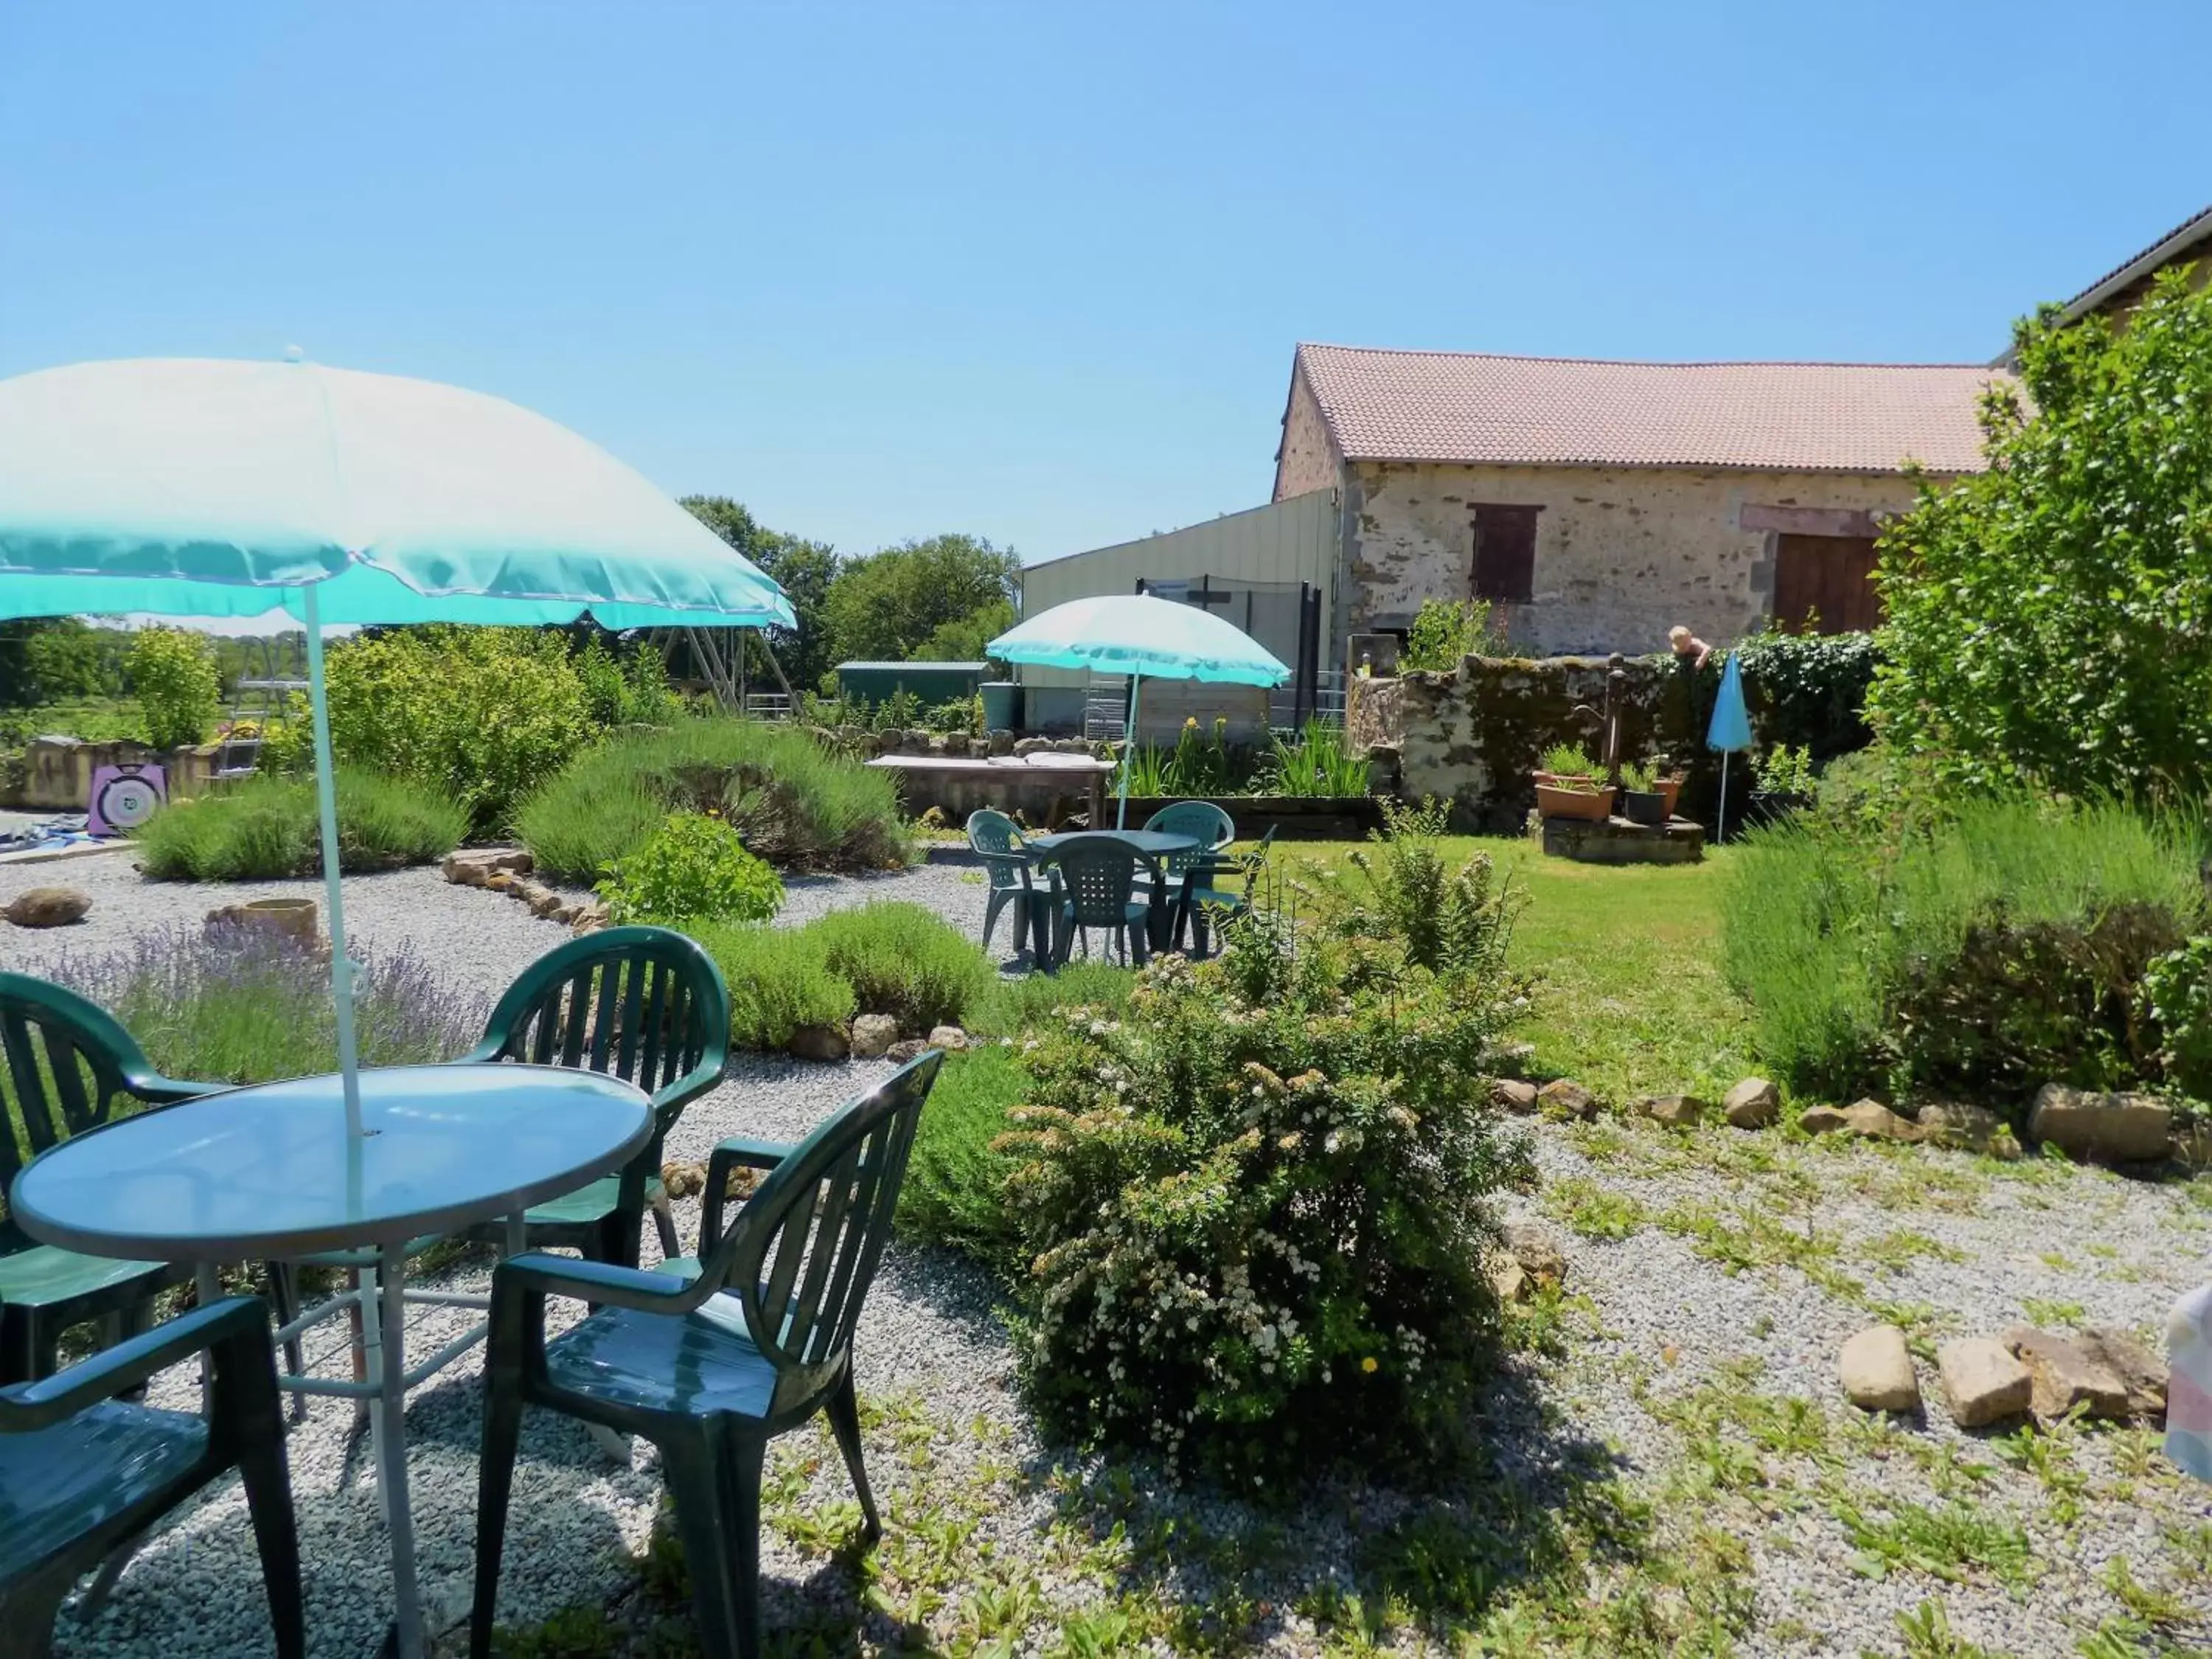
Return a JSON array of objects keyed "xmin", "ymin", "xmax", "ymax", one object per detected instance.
[
  {"xmin": 1717, "ymin": 751, "xmax": 1731, "ymax": 844},
  {"xmin": 1118, "ymin": 675, "xmax": 1141, "ymax": 830},
  {"xmin": 300, "ymin": 585, "xmax": 364, "ymax": 1141},
  {"xmin": 375, "ymin": 1241, "xmax": 425, "ymax": 1659}
]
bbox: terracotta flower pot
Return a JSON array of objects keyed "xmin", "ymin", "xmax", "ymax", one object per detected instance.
[
  {"xmin": 1535, "ymin": 781, "xmax": 1615, "ymax": 821},
  {"xmin": 1655, "ymin": 776, "xmax": 1683, "ymax": 819}
]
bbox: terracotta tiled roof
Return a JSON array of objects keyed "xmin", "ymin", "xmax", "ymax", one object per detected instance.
[{"xmin": 1294, "ymin": 344, "xmax": 2008, "ymax": 476}]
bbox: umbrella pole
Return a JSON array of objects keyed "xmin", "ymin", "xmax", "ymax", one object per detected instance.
[
  {"xmin": 301, "ymin": 585, "xmax": 365, "ymax": 1139},
  {"xmin": 1717, "ymin": 751, "xmax": 1730, "ymax": 844},
  {"xmin": 1118, "ymin": 674, "xmax": 1141, "ymax": 830}
]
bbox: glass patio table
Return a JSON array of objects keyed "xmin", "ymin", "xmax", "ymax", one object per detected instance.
[
  {"xmin": 9, "ymin": 1062, "xmax": 654, "ymax": 1659},
  {"xmin": 1024, "ymin": 829, "xmax": 1200, "ymax": 959}
]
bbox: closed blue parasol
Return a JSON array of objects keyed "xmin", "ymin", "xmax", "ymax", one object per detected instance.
[
  {"xmin": 1707, "ymin": 652, "xmax": 1753, "ymax": 839},
  {"xmin": 988, "ymin": 593, "xmax": 1290, "ymax": 826},
  {"xmin": 0, "ymin": 355, "xmax": 794, "ymax": 1136}
]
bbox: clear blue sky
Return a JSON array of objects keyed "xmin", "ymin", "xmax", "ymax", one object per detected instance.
[{"xmin": 3, "ymin": 2, "xmax": 2206, "ymax": 567}]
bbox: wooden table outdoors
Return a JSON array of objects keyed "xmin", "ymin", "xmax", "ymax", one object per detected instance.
[{"xmin": 865, "ymin": 752, "xmax": 1116, "ymax": 827}]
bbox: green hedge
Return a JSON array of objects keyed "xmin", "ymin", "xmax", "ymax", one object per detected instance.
[
  {"xmin": 134, "ymin": 770, "xmax": 466, "ymax": 881},
  {"xmin": 896, "ymin": 1044, "xmax": 1029, "ymax": 1267},
  {"xmin": 688, "ymin": 920, "xmax": 858, "ymax": 1050},
  {"xmin": 518, "ymin": 718, "xmax": 907, "ymax": 880}
]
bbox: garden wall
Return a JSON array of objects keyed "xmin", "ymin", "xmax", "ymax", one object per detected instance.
[{"xmin": 2, "ymin": 735, "xmax": 223, "ymax": 811}]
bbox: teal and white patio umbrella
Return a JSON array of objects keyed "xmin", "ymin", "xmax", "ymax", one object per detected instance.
[
  {"xmin": 0, "ymin": 354, "xmax": 794, "ymax": 1138},
  {"xmin": 987, "ymin": 592, "xmax": 1290, "ymax": 827}
]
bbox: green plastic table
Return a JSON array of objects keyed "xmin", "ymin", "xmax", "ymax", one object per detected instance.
[
  {"xmin": 10, "ymin": 1062, "xmax": 653, "ymax": 1659},
  {"xmin": 1025, "ymin": 830, "xmax": 1199, "ymax": 959}
]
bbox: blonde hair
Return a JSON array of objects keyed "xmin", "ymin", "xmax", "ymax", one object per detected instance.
[{"xmin": 1668, "ymin": 625, "xmax": 1692, "ymax": 647}]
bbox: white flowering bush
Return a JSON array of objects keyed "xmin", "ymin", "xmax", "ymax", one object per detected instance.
[{"xmin": 1000, "ymin": 874, "xmax": 1533, "ymax": 1487}]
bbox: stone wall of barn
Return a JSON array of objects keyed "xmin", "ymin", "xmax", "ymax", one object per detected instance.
[{"xmin": 1342, "ymin": 459, "xmax": 1923, "ymax": 656}]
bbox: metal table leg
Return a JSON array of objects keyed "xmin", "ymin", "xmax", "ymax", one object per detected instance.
[{"xmin": 371, "ymin": 1240, "xmax": 425, "ymax": 1659}]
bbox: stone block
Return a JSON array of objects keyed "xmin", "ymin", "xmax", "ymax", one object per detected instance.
[
  {"xmin": 2028, "ymin": 1084, "xmax": 2171, "ymax": 1163},
  {"xmin": 1840, "ymin": 1325, "xmax": 1921, "ymax": 1413},
  {"xmin": 1937, "ymin": 1338, "xmax": 2032, "ymax": 1427},
  {"xmin": 1722, "ymin": 1077, "xmax": 1780, "ymax": 1130}
]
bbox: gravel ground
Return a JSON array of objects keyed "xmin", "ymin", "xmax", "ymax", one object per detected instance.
[{"xmin": 7, "ymin": 854, "xmax": 2212, "ymax": 1655}]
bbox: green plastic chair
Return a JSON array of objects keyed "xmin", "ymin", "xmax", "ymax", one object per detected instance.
[
  {"xmin": 965, "ymin": 810, "xmax": 1048, "ymax": 957},
  {"xmin": 0, "ymin": 973, "xmax": 218, "ymax": 1384},
  {"xmin": 1037, "ymin": 834, "xmax": 1152, "ymax": 968},
  {"xmin": 460, "ymin": 927, "xmax": 732, "ymax": 1267},
  {"xmin": 1141, "ymin": 799, "xmax": 1236, "ymax": 852},
  {"xmin": 469, "ymin": 1051, "xmax": 944, "ymax": 1659},
  {"xmin": 1175, "ymin": 824, "xmax": 1279, "ymax": 956},
  {"xmin": 1, "ymin": 1294, "xmax": 303, "ymax": 1658}
]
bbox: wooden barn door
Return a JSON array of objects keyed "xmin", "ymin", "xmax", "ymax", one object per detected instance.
[{"xmin": 1773, "ymin": 534, "xmax": 1882, "ymax": 633}]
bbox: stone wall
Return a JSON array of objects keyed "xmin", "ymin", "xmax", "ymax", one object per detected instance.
[
  {"xmin": 1343, "ymin": 459, "xmax": 1923, "ymax": 656},
  {"xmin": 1271, "ymin": 367, "xmax": 1340, "ymax": 500},
  {"xmin": 3, "ymin": 737, "xmax": 224, "ymax": 811},
  {"xmin": 1349, "ymin": 655, "xmax": 1722, "ymax": 834}
]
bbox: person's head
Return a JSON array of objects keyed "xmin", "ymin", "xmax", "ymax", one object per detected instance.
[{"xmin": 1668, "ymin": 625, "xmax": 1692, "ymax": 653}]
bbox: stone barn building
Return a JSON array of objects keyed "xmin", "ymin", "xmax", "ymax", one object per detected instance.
[{"xmin": 1272, "ymin": 344, "xmax": 2006, "ymax": 656}]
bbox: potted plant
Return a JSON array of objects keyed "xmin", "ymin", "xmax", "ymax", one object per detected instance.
[
  {"xmin": 1533, "ymin": 742, "xmax": 1615, "ymax": 821},
  {"xmin": 1618, "ymin": 762, "xmax": 1668, "ymax": 827},
  {"xmin": 1747, "ymin": 742, "xmax": 1817, "ymax": 827}
]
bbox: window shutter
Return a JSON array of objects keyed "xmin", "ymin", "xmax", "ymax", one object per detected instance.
[{"xmin": 1471, "ymin": 505, "xmax": 1540, "ymax": 603}]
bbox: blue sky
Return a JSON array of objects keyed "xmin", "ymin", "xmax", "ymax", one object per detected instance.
[{"xmin": 2, "ymin": 1, "xmax": 2206, "ymax": 568}]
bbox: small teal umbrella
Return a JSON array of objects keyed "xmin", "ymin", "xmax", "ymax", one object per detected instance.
[
  {"xmin": 0, "ymin": 355, "xmax": 794, "ymax": 1137},
  {"xmin": 1707, "ymin": 652, "xmax": 1753, "ymax": 840},
  {"xmin": 987, "ymin": 593, "xmax": 1289, "ymax": 827}
]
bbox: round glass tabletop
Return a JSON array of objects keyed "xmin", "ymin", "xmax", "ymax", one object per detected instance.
[{"xmin": 10, "ymin": 1063, "xmax": 653, "ymax": 1261}]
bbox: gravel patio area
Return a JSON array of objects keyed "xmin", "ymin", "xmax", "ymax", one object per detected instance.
[{"xmin": 4, "ymin": 852, "xmax": 2210, "ymax": 1655}]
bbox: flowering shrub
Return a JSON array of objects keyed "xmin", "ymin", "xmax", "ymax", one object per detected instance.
[
  {"xmin": 126, "ymin": 626, "xmax": 220, "ymax": 751},
  {"xmin": 595, "ymin": 811, "xmax": 784, "ymax": 926},
  {"xmin": 999, "ymin": 871, "xmax": 1533, "ymax": 1486}
]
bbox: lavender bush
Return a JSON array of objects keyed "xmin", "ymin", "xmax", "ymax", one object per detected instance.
[{"xmin": 49, "ymin": 922, "xmax": 485, "ymax": 1085}]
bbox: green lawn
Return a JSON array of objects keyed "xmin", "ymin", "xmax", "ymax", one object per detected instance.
[{"xmin": 1280, "ymin": 835, "xmax": 1757, "ymax": 1107}]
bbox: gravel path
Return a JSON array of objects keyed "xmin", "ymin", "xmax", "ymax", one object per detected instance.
[{"xmin": 7, "ymin": 855, "xmax": 2212, "ymax": 1655}]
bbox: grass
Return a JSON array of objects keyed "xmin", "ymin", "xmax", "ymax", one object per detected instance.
[
  {"xmin": 516, "ymin": 717, "xmax": 908, "ymax": 880},
  {"xmin": 970, "ymin": 960, "xmax": 1138, "ymax": 1037},
  {"xmin": 1282, "ymin": 835, "xmax": 1756, "ymax": 1104},
  {"xmin": 133, "ymin": 768, "xmax": 466, "ymax": 880}
]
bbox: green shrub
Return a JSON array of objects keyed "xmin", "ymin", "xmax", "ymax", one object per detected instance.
[
  {"xmin": 1262, "ymin": 720, "xmax": 1371, "ymax": 798},
  {"xmin": 1308, "ymin": 796, "xmax": 1520, "ymax": 978},
  {"xmin": 517, "ymin": 718, "xmax": 908, "ymax": 880},
  {"xmin": 127, "ymin": 627, "xmax": 220, "ymax": 751},
  {"xmin": 1731, "ymin": 628, "xmax": 1879, "ymax": 762},
  {"xmin": 1001, "ymin": 903, "xmax": 1534, "ymax": 1486},
  {"xmin": 2141, "ymin": 938, "xmax": 2212, "ymax": 1102},
  {"xmin": 1721, "ymin": 796, "xmax": 2206, "ymax": 1108},
  {"xmin": 810, "ymin": 902, "xmax": 995, "ymax": 1033},
  {"xmin": 321, "ymin": 626, "xmax": 595, "ymax": 835},
  {"xmin": 1871, "ymin": 270, "xmax": 2212, "ymax": 799},
  {"xmin": 594, "ymin": 812, "xmax": 784, "ymax": 926},
  {"xmin": 1401, "ymin": 597, "xmax": 1509, "ymax": 672},
  {"xmin": 573, "ymin": 636, "xmax": 679, "ymax": 730},
  {"xmin": 134, "ymin": 769, "xmax": 466, "ymax": 880},
  {"xmin": 1540, "ymin": 742, "xmax": 1601, "ymax": 780},
  {"xmin": 689, "ymin": 922, "xmax": 857, "ymax": 1049},
  {"xmin": 897, "ymin": 1044, "xmax": 1028, "ymax": 1265}
]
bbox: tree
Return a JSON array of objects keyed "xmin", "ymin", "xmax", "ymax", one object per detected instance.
[
  {"xmin": 0, "ymin": 618, "xmax": 124, "ymax": 706},
  {"xmin": 1869, "ymin": 267, "xmax": 2212, "ymax": 799},
  {"xmin": 822, "ymin": 534, "xmax": 1020, "ymax": 664},
  {"xmin": 126, "ymin": 626, "xmax": 221, "ymax": 750},
  {"xmin": 681, "ymin": 495, "xmax": 840, "ymax": 690}
]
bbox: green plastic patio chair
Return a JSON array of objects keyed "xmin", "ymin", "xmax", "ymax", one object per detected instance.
[
  {"xmin": 0, "ymin": 973, "xmax": 218, "ymax": 1385},
  {"xmin": 1175, "ymin": 824, "xmax": 1279, "ymax": 956},
  {"xmin": 0, "ymin": 1293, "xmax": 304, "ymax": 1658},
  {"xmin": 1141, "ymin": 799, "xmax": 1236, "ymax": 852},
  {"xmin": 1037, "ymin": 834, "xmax": 1152, "ymax": 968},
  {"xmin": 469, "ymin": 1051, "xmax": 944, "ymax": 1659},
  {"xmin": 459, "ymin": 927, "xmax": 732, "ymax": 1267},
  {"xmin": 966, "ymin": 810, "xmax": 1049, "ymax": 958}
]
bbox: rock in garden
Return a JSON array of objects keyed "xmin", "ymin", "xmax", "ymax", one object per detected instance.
[
  {"xmin": 570, "ymin": 903, "xmax": 611, "ymax": 935},
  {"xmin": 787, "ymin": 1024, "xmax": 850, "ymax": 1062},
  {"xmin": 1537, "ymin": 1079, "xmax": 1598, "ymax": 1120},
  {"xmin": 1840, "ymin": 1325, "xmax": 1921, "ymax": 1413},
  {"xmin": 1012, "ymin": 737, "xmax": 1050, "ymax": 757},
  {"xmin": 442, "ymin": 847, "xmax": 532, "ymax": 886},
  {"xmin": 2078, "ymin": 1325, "xmax": 2169, "ymax": 1420},
  {"xmin": 1937, "ymin": 1338, "xmax": 2033, "ymax": 1427},
  {"xmin": 987, "ymin": 728, "xmax": 1015, "ymax": 757},
  {"xmin": 850, "ymin": 1013, "xmax": 899, "ymax": 1059},
  {"xmin": 1484, "ymin": 1251, "xmax": 1530, "ymax": 1304},
  {"xmin": 659, "ymin": 1161, "xmax": 707, "ymax": 1200},
  {"xmin": 2027, "ymin": 1083, "xmax": 2171, "ymax": 1163},
  {"xmin": 2001, "ymin": 1326, "xmax": 2130, "ymax": 1422},
  {"xmin": 1841, "ymin": 1099, "xmax": 1921, "ymax": 1141},
  {"xmin": 1916, "ymin": 1100, "xmax": 2013, "ymax": 1156},
  {"xmin": 1722, "ymin": 1077, "xmax": 1780, "ymax": 1130},
  {"xmin": 884, "ymin": 1038, "xmax": 928, "ymax": 1063},
  {"xmin": 4, "ymin": 886, "xmax": 91, "ymax": 928},
  {"xmin": 926, "ymin": 1023, "xmax": 971, "ymax": 1053},
  {"xmin": 1490, "ymin": 1078, "xmax": 1539, "ymax": 1114},
  {"xmin": 941, "ymin": 733, "xmax": 972, "ymax": 757},
  {"xmin": 524, "ymin": 884, "xmax": 567, "ymax": 920},
  {"xmin": 1502, "ymin": 1220, "xmax": 1566, "ymax": 1288},
  {"xmin": 1638, "ymin": 1094, "xmax": 1705, "ymax": 1129},
  {"xmin": 1799, "ymin": 1105, "xmax": 1850, "ymax": 1135}
]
